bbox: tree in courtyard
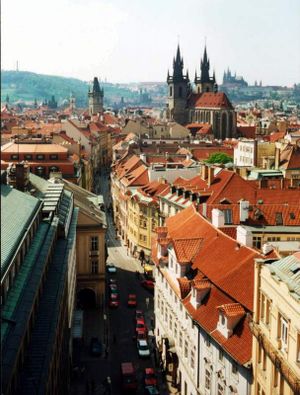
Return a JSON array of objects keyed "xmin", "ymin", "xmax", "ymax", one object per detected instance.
[{"xmin": 205, "ymin": 152, "xmax": 233, "ymax": 164}]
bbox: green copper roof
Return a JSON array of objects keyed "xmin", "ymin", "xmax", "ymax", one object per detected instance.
[{"xmin": 1, "ymin": 185, "xmax": 41, "ymax": 276}]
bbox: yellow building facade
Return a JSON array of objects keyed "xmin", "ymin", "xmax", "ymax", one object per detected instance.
[
  {"xmin": 251, "ymin": 255, "xmax": 300, "ymax": 395},
  {"xmin": 127, "ymin": 194, "xmax": 159, "ymax": 259}
]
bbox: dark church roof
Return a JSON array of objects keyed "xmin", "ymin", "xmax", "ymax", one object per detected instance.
[{"xmin": 188, "ymin": 92, "xmax": 233, "ymax": 110}]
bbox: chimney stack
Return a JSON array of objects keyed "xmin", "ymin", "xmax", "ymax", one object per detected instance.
[
  {"xmin": 201, "ymin": 163, "xmax": 208, "ymax": 181},
  {"xmin": 207, "ymin": 166, "xmax": 214, "ymax": 187}
]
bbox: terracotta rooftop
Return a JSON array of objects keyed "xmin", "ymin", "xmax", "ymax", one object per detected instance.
[{"xmin": 218, "ymin": 303, "xmax": 245, "ymax": 317}]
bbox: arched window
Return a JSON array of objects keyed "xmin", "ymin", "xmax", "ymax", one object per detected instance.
[
  {"xmin": 221, "ymin": 113, "xmax": 227, "ymax": 140},
  {"xmin": 169, "ymin": 86, "xmax": 173, "ymax": 97},
  {"xmin": 214, "ymin": 112, "xmax": 220, "ymax": 139},
  {"xmin": 206, "ymin": 86, "xmax": 210, "ymax": 92}
]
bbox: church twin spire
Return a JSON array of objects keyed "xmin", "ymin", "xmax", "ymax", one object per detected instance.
[{"xmin": 168, "ymin": 44, "xmax": 189, "ymax": 83}]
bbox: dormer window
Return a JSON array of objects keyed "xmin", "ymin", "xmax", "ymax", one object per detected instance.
[
  {"xmin": 191, "ymin": 280, "xmax": 211, "ymax": 309},
  {"xmin": 217, "ymin": 304, "xmax": 245, "ymax": 339}
]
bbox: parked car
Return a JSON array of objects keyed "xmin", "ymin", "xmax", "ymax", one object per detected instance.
[
  {"xmin": 141, "ymin": 279, "xmax": 155, "ymax": 292},
  {"xmin": 144, "ymin": 368, "xmax": 157, "ymax": 386},
  {"xmin": 109, "ymin": 293, "xmax": 119, "ymax": 308},
  {"xmin": 128, "ymin": 294, "xmax": 137, "ymax": 307},
  {"xmin": 90, "ymin": 337, "xmax": 102, "ymax": 356},
  {"xmin": 136, "ymin": 330, "xmax": 147, "ymax": 340},
  {"xmin": 106, "ymin": 263, "xmax": 117, "ymax": 273},
  {"xmin": 137, "ymin": 339, "xmax": 150, "ymax": 358},
  {"xmin": 145, "ymin": 385, "xmax": 160, "ymax": 395},
  {"xmin": 135, "ymin": 309, "xmax": 144, "ymax": 322},
  {"xmin": 109, "ymin": 284, "xmax": 119, "ymax": 295},
  {"xmin": 136, "ymin": 319, "xmax": 147, "ymax": 335}
]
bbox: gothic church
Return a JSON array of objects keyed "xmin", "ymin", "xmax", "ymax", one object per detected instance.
[{"xmin": 166, "ymin": 45, "xmax": 236, "ymax": 139}]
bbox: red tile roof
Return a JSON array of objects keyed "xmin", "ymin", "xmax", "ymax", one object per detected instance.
[
  {"xmin": 188, "ymin": 92, "xmax": 234, "ymax": 109},
  {"xmin": 218, "ymin": 303, "xmax": 245, "ymax": 317}
]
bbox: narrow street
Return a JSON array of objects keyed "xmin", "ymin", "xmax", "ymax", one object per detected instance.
[{"xmin": 71, "ymin": 169, "xmax": 167, "ymax": 395}]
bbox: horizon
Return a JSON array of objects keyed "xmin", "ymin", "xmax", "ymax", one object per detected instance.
[
  {"xmin": 2, "ymin": 69, "xmax": 298, "ymax": 89},
  {"xmin": 2, "ymin": 0, "xmax": 300, "ymax": 86}
]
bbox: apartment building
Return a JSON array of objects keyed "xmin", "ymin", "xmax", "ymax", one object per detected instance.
[
  {"xmin": 152, "ymin": 205, "xmax": 266, "ymax": 395},
  {"xmin": 1, "ymin": 170, "xmax": 78, "ymax": 394},
  {"xmin": 251, "ymin": 254, "xmax": 300, "ymax": 395}
]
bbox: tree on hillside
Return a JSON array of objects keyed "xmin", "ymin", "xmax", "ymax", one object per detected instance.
[{"xmin": 205, "ymin": 152, "xmax": 233, "ymax": 164}]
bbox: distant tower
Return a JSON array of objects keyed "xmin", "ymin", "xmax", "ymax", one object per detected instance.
[
  {"xmin": 34, "ymin": 98, "xmax": 38, "ymax": 108},
  {"xmin": 194, "ymin": 45, "xmax": 215, "ymax": 93},
  {"xmin": 88, "ymin": 77, "xmax": 104, "ymax": 116},
  {"xmin": 5, "ymin": 94, "xmax": 9, "ymax": 104},
  {"xmin": 69, "ymin": 92, "xmax": 76, "ymax": 112},
  {"xmin": 167, "ymin": 44, "xmax": 190, "ymax": 124}
]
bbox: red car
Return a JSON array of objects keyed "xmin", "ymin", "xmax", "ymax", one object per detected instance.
[
  {"xmin": 128, "ymin": 294, "xmax": 137, "ymax": 307},
  {"xmin": 136, "ymin": 319, "xmax": 147, "ymax": 335},
  {"xmin": 135, "ymin": 310, "xmax": 144, "ymax": 322},
  {"xmin": 109, "ymin": 293, "xmax": 119, "ymax": 308},
  {"xmin": 144, "ymin": 368, "xmax": 157, "ymax": 386},
  {"xmin": 141, "ymin": 280, "xmax": 155, "ymax": 292}
]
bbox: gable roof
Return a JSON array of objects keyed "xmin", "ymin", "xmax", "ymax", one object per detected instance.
[{"xmin": 188, "ymin": 92, "xmax": 234, "ymax": 110}]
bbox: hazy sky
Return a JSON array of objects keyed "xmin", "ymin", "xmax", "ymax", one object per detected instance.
[{"xmin": 2, "ymin": 0, "xmax": 300, "ymax": 86}]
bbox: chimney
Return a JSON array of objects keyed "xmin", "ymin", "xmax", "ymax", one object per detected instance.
[
  {"xmin": 140, "ymin": 153, "xmax": 147, "ymax": 163},
  {"xmin": 262, "ymin": 243, "xmax": 273, "ymax": 255},
  {"xmin": 212, "ymin": 209, "xmax": 225, "ymax": 228},
  {"xmin": 239, "ymin": 200, "xmax": 249, "ymax": 222},
  {"xmin": 207, "ymin": 166, "xmax": 214, "ymax": 187},
  {"xmin": 202, "ymin": 202, "xmax": 207, "ymax": 217},
  {"xmin": 201, "ymin": 163, "xmax": 208, "ymax": 181},
  {"xmin": 236, "ymin": 225, "xmax": 252, "ymax": 247},
  {"xmin": 274, "ymin": 146, "xmax": 280, "ymax": 169}
]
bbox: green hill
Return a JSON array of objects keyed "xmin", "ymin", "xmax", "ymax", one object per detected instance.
[{"xmin": 1, "ymin": 70, "xmax": 137, "ymax": 107}]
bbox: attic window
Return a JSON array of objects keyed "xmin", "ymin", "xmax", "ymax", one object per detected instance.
[
  {"xmin": 290, "ymin": 212, "xmax": 295, "ymax": 220},
  {"xmin": 223, "ymin": 209, "xmax": 232, "ymax": 225},
  {"xmin": 275, "ymin": 212, "xmax": 283, "ymax": 226}
]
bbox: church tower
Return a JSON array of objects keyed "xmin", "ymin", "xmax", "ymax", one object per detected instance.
[
  {"xmin": 195, "ymin": 45, "xmax": 216, "ymax": 93},
  {"xmin": 167, "ymin": 45, "xmax": 190, "ymax": 124},
  {"xmin": 88, "ymin": 77, "xmax": 104, "ymax": 116}
]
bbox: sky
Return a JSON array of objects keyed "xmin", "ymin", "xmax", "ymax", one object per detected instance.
[{"xmin": 2, "ymin": 0, "xmax": 300, "ymax": 86}]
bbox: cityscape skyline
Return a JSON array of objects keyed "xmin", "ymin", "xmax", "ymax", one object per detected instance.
[{"xmin": 2, "ymin": 0, "xmax": 300, "ymax": 87}]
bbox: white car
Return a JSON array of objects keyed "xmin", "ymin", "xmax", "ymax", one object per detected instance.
[
  {"xmin": 106, "ymin": 263, "xmax": 117, "ymax": 273},
  {"xmin": 137, "ymin": 339, "xmax": 150, "ymax": 358}
]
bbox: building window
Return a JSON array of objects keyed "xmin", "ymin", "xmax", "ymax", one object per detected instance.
[
  {"xmin": 11, "ymin": 154, "xmax": 19, "ymax": 160},
  {"xmin": 184, "ymin": 340, "xmax": 188, "ymax": 358},
  {"xmin": 90, "ymin": 236, "xmax": 99, "ymax": 251},
  {"xmin": 205, "ymin": 337, "xmax": 211, "ymax": 348},
  {"xmin": 205, "ymin": 369, "xmax": 211, "ymax": 390},
  {"xmin": 169, "ymin": 86, "xmax": 173, "ymax": 97},
  {"xmin": 232, "ymin": 362, "xmax": 238, "ymax": 375},
  {"xmin": 179, "ymin": 332, "xmax": 183, "ymax": 348},
  {"xmin": 253, "ymin": 236, "xmax": 262, "ymax": 249},
  {"xmin": 36, "ymin": 154, "xmax": 45, "ymax": 160},
  {"xmin": 169, "ymin": 315, "xmax": 173, "ymax": 331},
  {"xmin": 24, "ymin": 154, "xmax": 32, "ymax": 160},
  {"xmin": 279, "ymin": 314, "xmax": 288, "ymax": 352},
  {"xmin": 50, "ymin": 154, "xmax": 58, "ymax": 160},
  {"xmin": 91, "ymin": 260, "xmax": 98, "ymax": 274},
  {"xmin": 223, "ymin": 209, "xmax": 232, "ymax": 224},
  {"xmin": 217, "ymin": 382, "xmax": 225, "ymax": 395},
  {"xmin": 190, "ymin": 348, "xmax": 195, "ymax": 370},
  {"xmin": 174, "ymin": 322, "xmax": 178, "ymax": 339},
  {"xmin": 219, "ymin": 349, "xmax": 224, "ymax": 362}
]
